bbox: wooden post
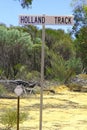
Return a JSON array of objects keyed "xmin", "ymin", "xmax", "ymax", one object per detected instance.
[
  {"xmin": 39, "ymin": 15, "xmax": 45, "ymax": 130},
  {"xmin": 17, "ymin": 96, "xmax": 20, "ymax": 130}
]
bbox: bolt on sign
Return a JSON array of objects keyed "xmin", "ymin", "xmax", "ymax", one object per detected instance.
[{"xmin": 19, "ymin": 15, "xmax": 74, "ymax": 25}]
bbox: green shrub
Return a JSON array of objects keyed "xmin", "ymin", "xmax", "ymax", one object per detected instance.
[
  {"xmin": 15, "ymin": 65, "xmax": 28, "ymax": 80},
  {"xmin": 26, "ymin": 71, "xmax": 40, "ymax": 80},
  {"xmin": 66, "ymin": 57, "xmax": 83, "ymax": 74},
  {"xmin": 46, "ymin": 53, "xmax": 67, "ymax": 82},
  {"xmin": 0, "ymin": 109, "xmax": 28, "ymax": 130},
  {"xmin": 0, "ymin": 84, "xmax": 7, "ymax": 96}
]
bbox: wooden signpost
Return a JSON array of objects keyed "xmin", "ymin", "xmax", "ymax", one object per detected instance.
[
  {"xmin": 14, "ymin": 85, "xmax": 23, "ymax": 130},
  {"xmin": 19, "ymin": 14, "xmax": 74, "ymax": 130}
]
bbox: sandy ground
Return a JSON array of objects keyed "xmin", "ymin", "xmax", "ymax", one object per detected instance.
[{"xmin": 0, "ymin": 86, "xmax": 87, "ymax": 130}]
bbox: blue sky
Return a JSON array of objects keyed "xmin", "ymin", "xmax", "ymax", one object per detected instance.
[{"xmin": 0, "ymin": 0, "xmax": 73, "ymax": 31}]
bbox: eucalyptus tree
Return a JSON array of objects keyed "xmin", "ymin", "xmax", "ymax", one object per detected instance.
[
  {"xmin": 71, "ymin": 0, "xmax": 87, "ymax": 35},
  {"xmin": 20, "ymin": 25, "xmax": 43, "ymax": 72},
  {"xmin": 0, "ymin": 25, "xmax": 33, "ymax": 78},
  {"xmin": 74, "ymin": 26, "xmax": 87, "ymax": 73},
  {"xmin": 44, "ymin": 28, "xmax": 82, "ymax": 81},
  {"xmin": 52, "ymin": 31, "xmax": 75, "ymax": 60},
  {"xmin": 45, "ymin": 29, "xmax": 65, "ymax": 49},
  {"xmin": 71, "ymin": 0, "xmax": 87, "ymax": 73}
]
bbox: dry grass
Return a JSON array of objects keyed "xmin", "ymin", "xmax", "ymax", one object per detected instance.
[
  {"xmin": 78, "ymin": 74, "xmax": 87, "ymax": 79},
  {"xmin": 0, "ymin": 85, "xmax": 87, "ymax": 130}
]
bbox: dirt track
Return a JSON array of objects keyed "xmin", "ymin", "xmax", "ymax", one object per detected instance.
[{"xmin": 0, "ymin": 87, "xmax": 87, "ymax": 130}]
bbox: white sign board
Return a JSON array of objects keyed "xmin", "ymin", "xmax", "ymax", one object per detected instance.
[
  {"xmin": 14, "ymin": 85, "xmax": 23, "ymax": 96},
  {"xmin": 19, "ymin": 15, "xmax": 74, "ymax": 25}
]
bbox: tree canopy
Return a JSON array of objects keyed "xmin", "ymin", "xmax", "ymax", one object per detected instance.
[
  {"xmin": 17, "ymin": 0, "xmax": 33, "ymax": 8},
  {"xmin": 0, "ymin": 0, "xmax": 87, "ymax": 82},
  {"xmin": 71, "ymin": 0, "xmax": 87, "ymax": 35},
  {"xmin": 71, "ymin": 0, "xmax": 87, "ymax": 73}
]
